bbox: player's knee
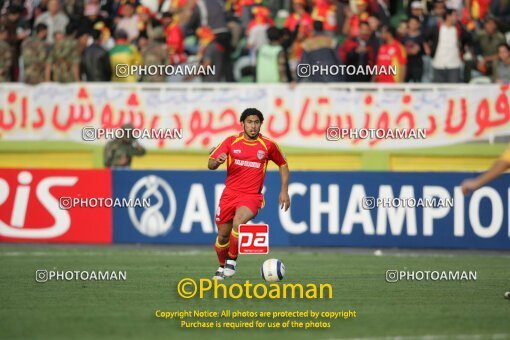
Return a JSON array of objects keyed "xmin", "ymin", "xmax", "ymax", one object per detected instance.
[
  {"xmin": 233, "ymin": 216, "xmax": 248, "ymax": 229},
  {"xmin": 217, "ymin": 228, "xmax": 231, "ymax": 243},
  {"xmin": 232, "ymin": 218, "xmax": 242, "ymax": 229},
  {"xmin": 217, "ymin": 234, "xmax": 229, "ymax": 244}
]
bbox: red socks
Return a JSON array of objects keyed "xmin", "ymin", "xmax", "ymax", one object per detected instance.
[
  {"xmin": 214, "ymin": 237, "xmax": 229, "ymax": 266},
  {"xmin": 228, "ymin": 229, "xmax": 239, "ymax": 260}
]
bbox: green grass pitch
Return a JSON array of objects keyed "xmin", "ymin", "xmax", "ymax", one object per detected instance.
[{"xmin": 1, "ymin": 245, "xmax": 509, "ymax": 340}]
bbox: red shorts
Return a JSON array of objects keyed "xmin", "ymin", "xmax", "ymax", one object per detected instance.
[{"xmin": 215, "ymin": 189, "xmax": 264, "ymax": 225}]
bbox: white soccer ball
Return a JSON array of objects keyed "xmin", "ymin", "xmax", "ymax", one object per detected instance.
[{"xmin": 261, "ymin": 259, "xmax": 285, "ymax": 282}]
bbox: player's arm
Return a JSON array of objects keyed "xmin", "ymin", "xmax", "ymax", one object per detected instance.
[
  {"xmin": 278, "ymin": 163, "xmax": 290, "ymax": 211},
  {"xmin": 208, "ymin": 154, "xmax": 227, "ymax": 170},
  {"xmin": 208, "ymin": 137, "xmax": 230, "ymax": 170},
  {"xmin": 269, "ymin": 141, "xmax": 290, "ymax": 211},
  {"xmin": 461, "ymin": 157, "xmax": 510, "ymax": 195}
]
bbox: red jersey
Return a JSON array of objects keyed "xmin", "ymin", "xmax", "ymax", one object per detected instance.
[
  {"xmin": 210, "ymin": 132, "xmax": 287, "ymax": 194},
  {"xmin": 375, "ymin": 40, "xmax": 407, "ymax": 83},
  {"xmin": 311, "ymin": 0, "xmax": 337, "ymax": 32},
  {"xmin": 284, "ymin": 12, "xmax": 313, "ymax": 33},
  {"xmin": 165, "ymin": 23, "xmax": 186, "ymax": 64}
]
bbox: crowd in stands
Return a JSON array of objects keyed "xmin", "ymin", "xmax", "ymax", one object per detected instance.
[{"xmin": 0, "ymin": 0, "xmax": 509, "ymax": 83}]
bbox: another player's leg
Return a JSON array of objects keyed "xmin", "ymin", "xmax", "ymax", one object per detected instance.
[
  {"xmin": 224, "ymin": 206, "xmax": 256, "ymax": 277},
  {"xmin": 213, "ymin": 221, "xmax": 233, "ymax": 280}
]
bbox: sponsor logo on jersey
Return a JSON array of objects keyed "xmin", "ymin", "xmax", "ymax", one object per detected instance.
[{"xmin": 234, "ymin": 159, "xmax": 261, "ymax": 168}]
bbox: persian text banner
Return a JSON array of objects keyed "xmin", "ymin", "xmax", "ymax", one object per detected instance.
[{"xmin": 0, "ymin": 83, "xmax": 508, "ymax": 149}]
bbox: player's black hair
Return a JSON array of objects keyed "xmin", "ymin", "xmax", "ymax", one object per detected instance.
[{"xmin": 240, "ymin": 108, "xmax": 264, "ymax": 123}]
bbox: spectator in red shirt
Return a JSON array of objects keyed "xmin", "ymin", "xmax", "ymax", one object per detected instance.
[
  {"xmin": 375, "ymin": 25, "xmax": 407, "ymax": 82},
  {"xmin": 246, "ymin": 6, "xmax": 274, "ymax": 35},
  {"xmin": 339, "ymin": 21, "xmax": 375, "ymax": 82},
  {"xmin": 284, "ymin": 0, "xmax": 313, "ymax": 61},
  {"xmin": 162, "ymin": 12, "xmax": 186, "ymax": 65},
  {"xmin": 197, "ymin": 25, "xmax": 225, "ymax": 82},
  {"xmin": 343, "ymin": 0, "xmax": 370, "ymax": 37},
  {"xmin": 312, "ymin": 0, "xmax": 338, "ymax": 34}
]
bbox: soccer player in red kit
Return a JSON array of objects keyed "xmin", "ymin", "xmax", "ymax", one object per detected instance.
[{"xmin": 208, "ymin": 108, "xmax": 290, "ymax": 280}]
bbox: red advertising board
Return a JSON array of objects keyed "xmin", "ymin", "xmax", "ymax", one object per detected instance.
[
  {"xmin": 0, "ymin": 169, "xmax": 112, "ymax": 243},
  {"xmin": 238, "ymin": 224, "xmax": 269, "ymax": 254}
]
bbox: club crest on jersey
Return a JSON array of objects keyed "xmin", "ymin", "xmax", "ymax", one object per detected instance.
[{"xmin": 257, "ymin": 150, "xmax": 265, "ymax": 160}]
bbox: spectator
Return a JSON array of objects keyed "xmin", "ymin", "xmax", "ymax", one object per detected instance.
[
  {"xmin": 77, "ymin": 2, "xmax": 103, "ymax": 34},
  {"xmin": 409, "ymin": 1, "xmax": 427, "ymax": 27},
  {"xmin": 4, "ymin": 5, "xmax": 29, "ymax": 81},
  {"xmin": 247, "ymin": 6, "xmax": 274, "ymax": 34},
  {"xmin": 284, "ymin": 0, "xmax": 313, "ymax": 62},
  {"xmin": 343, "ymin": 0, "xmax": 369, "ymax": 37},
  {"xmin": 104, "ymin": 123, "xmax": 146, "ymax": 168},
  {"xmin": 426, "ymin": 8, "xmax": 471, "ymax": 83},
  {"xmin": 45, "ymin": 26, "xmax": 80, "ymax": 82},
  {"xmin": 464, "ymin": 0, "xmax": 491, "ymax": 23},
  {"xmin": 116, "ymin": 3, "xmax": 139, "ymax": 42},
  {"xmin": 161, "ymin": 12, "xmax": 186, "ymax": 65},
  {"xmin": 299, "ymin": 20, "xmax": 343, "ymax": 82},
  {"xmin": 109, "ymin": 29, "xmax": 143, "ymax": 82},
  {"xmin": 0, "ymin": 25, "xmax": 12, "ymax": 82},
  {"xmin": 312, "ymin": 0, "xmax": 338, "ymax": 35},
  {"xmin": 374, "ymin": 0, "xmax": 391, "ymax": 27},
  {"xmin": 281, "ymin": 27, "xmax": 298, "ymax": 82},
  {"xmin": 93, "ymin": 22, "xmax": 115, "ymax": 51},
  {"xmin": 185, "ymin": 0, "xmax": 233, "ymax": 81},
  {"xmin": 197, "ymin": 26, "xmax": 225, "ymax": 82},
  {"xmin": 34, "ymin": 0, "xmax": 69, "ymax": 44},
  {"xmin": 139, "ymin": 29, "xmax": 168, "ymax": 82},
  {"xmin": 367, "ymin": 15, "xmax": 382, "ymax": 55},
  {"xmin": 475, "ymin": 17, "xmax": 506, "ymax": 78},
  {"xmin": 339, "ymin": 20, "xmax": 375, "ymax": 82},
  {"xmin": 490, "ymin": 0, "xmax": 510, "ymax": 33},
  {"xmin": 247, "ymin": 7, "xmax": 273, "ymax": 65},
  {"xmin": 77, "ymin": 29, "xmax": 90, "ymax": 54},
  {"xmin": 495, "ymin": 43, "xmax": 510, "ymax": 83},
  {"xmin": 403, "ymin": 16, "xmax": 424, "ymax": 82},
  {"xmin": 21, "ymin": 23, "xmax": 49, "ymax": 84},
  {"xmin": 82, "ymin": 29, "xmax": 112, "ymax": 81},
  {"xmin": 425, "ymin": 0, "xmax": 446, "ymax": 33},
  {"xmin": 33, "ymin": 0, "xmax": 50, "ymax": 19},
  {"xmin": 375, "ymin": 25, "xmax": 407, "ymax": 82},
  {"xmin": 397, "ymin": 19, "xmax": 408, "ymax": 40},
  {"xmin": 137, "ymin": 5, "xmax": 161, "ymax": 40},
  {"xmin": 256, "ymin": 26, "xmax": 288, "ymax": 83}
]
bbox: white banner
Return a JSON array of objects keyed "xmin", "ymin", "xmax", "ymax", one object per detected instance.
[{"xmin": 0, "ymin": 83, "xmax": 508, "ymax": 149}]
